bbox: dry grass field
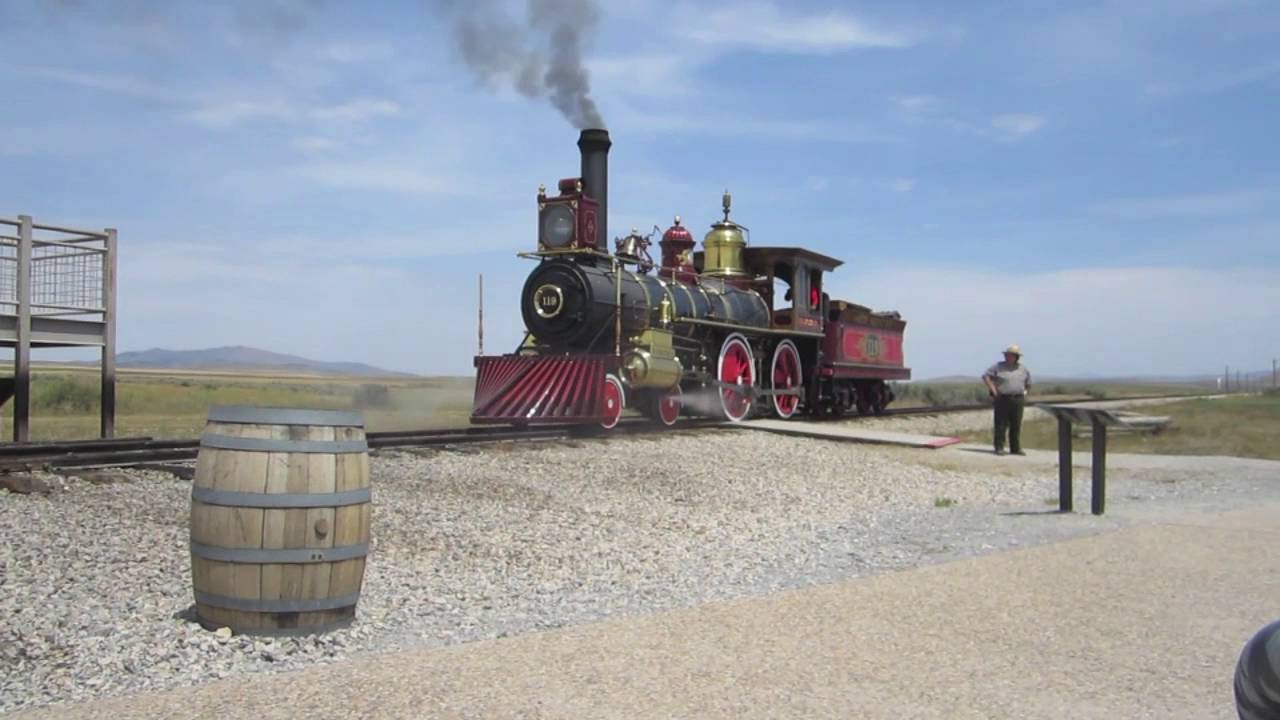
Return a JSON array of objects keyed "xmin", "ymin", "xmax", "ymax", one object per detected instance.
[
  {"xmin": 0, "ymin": 366, "xmax": 1225, "ymax": 443},
  {"xmin": 956, "ymin": 393, "xmax": 1280, "ymax": 461},
  {"xmin": 0, "ymin": 366, "xmax": 477, "ymax": 441},
  {"xmin": 889, "ymin": 379, "xmax": 1213, "ymax": 408}
]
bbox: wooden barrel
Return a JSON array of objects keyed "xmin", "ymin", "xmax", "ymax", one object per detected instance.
[{"xmin": 190, "ymin": 405, "xmax": 371, "ymax": 636}]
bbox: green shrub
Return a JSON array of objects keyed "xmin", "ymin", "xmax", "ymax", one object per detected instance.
[
  {"xmin": 33, "ymin": 376, "xmax": 98, "ymax": 413},
  {"xmin": 352, "ymin": 383, "xmax": 392, "ymax": 409}
]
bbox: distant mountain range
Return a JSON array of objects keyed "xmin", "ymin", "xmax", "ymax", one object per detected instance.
[{"xmin": 111, "ymin": 346, "xmax": 414, "ymax": 377}]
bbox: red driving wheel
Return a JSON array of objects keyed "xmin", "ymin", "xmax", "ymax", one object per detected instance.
[
  {"xmin": 600, "ymin": 374, "xmax": 625, "ymax": 429},
  {"xmin": 718, "ymin": 334, "xmax": 755, "ymax": 422},
  {"xmin": 770, "ymin": 340, "xmax": 802, "ymax": 419}
]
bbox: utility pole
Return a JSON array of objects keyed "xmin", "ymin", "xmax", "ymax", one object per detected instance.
[
  {"xmin": 477, "ymin": 274, "xmax": 484, "ymax": 356},
  {"xmin": 1273, "ymin": 358, "xmax": 1276, "ymax": 388},
  {"xmin": 1225, "ymin": 365, "xmax": 1230, "ymax": 393}
]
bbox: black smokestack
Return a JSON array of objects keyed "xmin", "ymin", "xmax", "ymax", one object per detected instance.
[
  {"xmin": 577, "ymin": 128, "xmax": 610, "ymax": 251},
  {"xmin": 431, "ymin": 0, "xmax": 606, "ymax": 129}
]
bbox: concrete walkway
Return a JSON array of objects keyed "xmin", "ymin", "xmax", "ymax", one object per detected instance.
[{"xmin": 16, "ymin": 503, "xmax": 1279, "ymax": 720}]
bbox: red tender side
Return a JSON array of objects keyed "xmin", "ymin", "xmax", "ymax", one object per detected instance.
[
  {"xmin": 821, "ymin": 304, "xmax": 912, "ymax": 380},
  {"xmin": 471, "ymin": 354, "xmax": 619, "ymax": 424}
]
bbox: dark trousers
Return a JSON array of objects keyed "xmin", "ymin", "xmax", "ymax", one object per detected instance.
[{"xmin": 993, "ymin": 394, "xmax": 1025, "ymax": 452}]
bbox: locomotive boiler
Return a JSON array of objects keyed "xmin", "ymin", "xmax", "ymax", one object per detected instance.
[{"xmin": 471, "ymin": 128, "xmax": 912, "ymax": 429}]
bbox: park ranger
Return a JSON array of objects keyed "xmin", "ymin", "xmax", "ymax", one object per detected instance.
[{"xmin": 982, "ymin": 344, "xmax": 1032, "ymax": 456}]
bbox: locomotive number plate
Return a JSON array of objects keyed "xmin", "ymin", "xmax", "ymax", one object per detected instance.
[{"xmin": 533, "ymin": 284, "xmax": 564, "ymax": 318}]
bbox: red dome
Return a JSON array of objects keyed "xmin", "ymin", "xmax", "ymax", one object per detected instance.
[{"xmin": 662, "ymin": 218, "xmax": 694, "ymax": 245}]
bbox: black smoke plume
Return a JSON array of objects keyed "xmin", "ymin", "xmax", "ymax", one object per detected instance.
[{"xmin": 430, "ymin": 0, "xmax": 606, "ymax": 129}]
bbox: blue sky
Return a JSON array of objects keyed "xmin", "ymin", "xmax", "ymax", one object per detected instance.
[{"xmin": 1, "ymin": 0, "xmax": 1277, "ymax": 379}]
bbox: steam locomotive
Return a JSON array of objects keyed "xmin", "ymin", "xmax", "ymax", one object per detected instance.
[{"xmin": 470, "ymin": 129, "xmax": 911, "ymax": 429}]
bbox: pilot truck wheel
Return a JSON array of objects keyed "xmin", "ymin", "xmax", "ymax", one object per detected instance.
[{"xmin": 600, "ymin": 373, "xmax": 625, "ymax": 430}]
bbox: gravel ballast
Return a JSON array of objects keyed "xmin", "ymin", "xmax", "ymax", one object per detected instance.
[{"xmin": 1, "ymin": 426, "xmax": 1277, "ymax": 714}]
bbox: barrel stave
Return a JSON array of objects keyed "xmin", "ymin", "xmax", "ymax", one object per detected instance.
[
  {"xmin": 259, "ymin": 449, "xmax": 302, "ymax": 625},
  {"xmin": 330, "ymin": 425, "xmax": 370, "ymax": 604},
  {"xmin": 300, "ymin": 425, "xmax": 339, "ymax": 628}
]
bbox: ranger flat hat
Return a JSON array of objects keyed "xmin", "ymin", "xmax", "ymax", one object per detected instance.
[{"xmin": 1004, "ymin": 344, "xmax": 1021, "ymax": 356}]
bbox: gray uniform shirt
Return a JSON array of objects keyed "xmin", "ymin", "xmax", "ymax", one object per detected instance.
[{"xmin": 985, "ymin": 361, "xmax": 1031, "ymax": 396}]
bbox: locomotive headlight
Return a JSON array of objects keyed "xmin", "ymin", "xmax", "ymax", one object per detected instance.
[{"xmin": 540, "ymin": 204, "xmax": 575, "ymax": 248}]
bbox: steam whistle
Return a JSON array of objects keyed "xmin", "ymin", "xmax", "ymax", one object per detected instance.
[{"xmin": 722, "ymin": 189, "xmax": 732, "ymax": 222}]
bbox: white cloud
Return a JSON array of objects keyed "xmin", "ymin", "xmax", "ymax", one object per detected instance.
[
  {"xmin": 887, "ymin": 178, "xmax": 916, "ymax": 193},
  {"xmin": 806, "ymin": 177, "xmax": 830, "ymax": 192},
  {"xmin": 188, "ymin": 97, "xmax": 403, "ymax": 128},
  {"xmin": 293, "ymin": 136, "xmax": 341, "ymax": 153},
  {"xmin": 989, "ymin": 113, "xmax": 1046, "ymax": 140},
  {"xmin": 1022, "ymin": 0, "xmax": 1275, "ymax": 87},
  {"xmin": 894, "ymin": 96, "xmax": 1046, "ymax": 142},
  {"xmin": 322, "ymin": 43, "xmax": 394, "ymax": 64},
  {"xmin": 679, "ymin": 1, "xmax": 921, "ymax": 54},
  {"xmin": 1144, "ymin": 59, "xmax": 1280, "ymax": 97},
  {"xmin": 293, "ymin": 162, "xmax": 465, "ymax": 197},
  {"xmin": 310, "ymin": 99, "xmax": 402, "ymax": 123},
  {"xmin": 833, "ymin": 263, "xmax": 1280, "ymax": 379},
  {"xmin": 1092, "ymin": 188, "xmax": 1277, "ymax": 219},
  {"xmin": 12, "ymin": 62, "xmax": 402, "ymax": 130},
  {"xmin": 114, "ymin": 237, "xmax": 531, "ymax": 375},
  {"xmin": 608, "ymin": 101, "xmax": 898, "ymax": 143},
  {"xmin": 186, "ymin": 99, "xmax": 296, "ymax": 128},
  {"xmin": 0, "ymin": 142, "xmax": 34, "ymax": 157},
  {"xmin": 895, "ymin": 95, "xmax": 942, "ymax": 116},
  {"xmin": 8, "ymin": 64, "xmax": 174, "ymax": 101},
  {"xmin": 590, "ymin": 54, "xmax": 702, "ymax": 98}
]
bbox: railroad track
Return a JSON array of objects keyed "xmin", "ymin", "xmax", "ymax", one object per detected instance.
[
  {"xmin": 0, "ymin": 426, "xmax": 569, "ymax": 474},
  {"xmin": 0, "ymin": 421, "xmax": 715, "ymax": 473},
  {"xmin": 0, "ymin": 393, "xmax": 1211, "ymax": 473}
]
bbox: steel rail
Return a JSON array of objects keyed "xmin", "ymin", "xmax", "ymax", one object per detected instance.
[{"xmin": 0, "ymin": 393, "xmax": 1214, "ymax": 473}]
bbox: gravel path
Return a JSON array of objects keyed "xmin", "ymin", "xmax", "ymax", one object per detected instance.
[{"xmin": 2, "ymin": 427, "xmax": 1277, "ymax": 714}]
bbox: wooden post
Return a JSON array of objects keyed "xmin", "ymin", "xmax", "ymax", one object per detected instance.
[
  {"xmin": 1091, "ymin": 416, "xmax": 1107, "ymax": 515},
  {"xmin": 14, "ymin": 215, "xmax": 32, "ymax": 443},
  {"xmin": 1058, "ymin": 416, "xmax": 1073, "ymax": 512},
  {"xmin": 477, "ymin": 273, "xmax": 484, "ymax": 356},
  {"xmin": 100, "ymin": 228, "xmax": 117, "ymax": 438}
]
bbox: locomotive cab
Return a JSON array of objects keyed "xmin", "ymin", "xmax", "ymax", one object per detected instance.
[{"xmin": 733, "ymin": 247, "xmax": 843, "ymax": 334}]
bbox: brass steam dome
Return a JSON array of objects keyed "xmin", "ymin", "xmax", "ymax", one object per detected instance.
[{"xmin": 701, "ymin": 190, "xmax": 749, "ymax": 278}]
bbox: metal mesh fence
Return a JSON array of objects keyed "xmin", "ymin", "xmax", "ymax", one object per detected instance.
[
  {"xmin": 0, "ymin": 239, "xmax": 16, "ymax": 310},
  {"xmin": 32, "ymin": 243, "xmax": 105, "ymax": 313},
  {"xmin": 0, "ymin": 219, "xmax": 109, "ymax": 318}
]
